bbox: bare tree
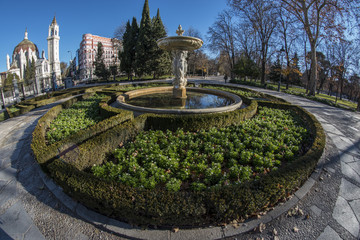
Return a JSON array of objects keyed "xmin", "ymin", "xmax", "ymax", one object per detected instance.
[
  {"xmin": 114, "ymin": 22, "xmax": 127, "ymax": 40},
  {"xmin": 186, "ymin": 27, "xmax": 204, "ymax": 76},
  {"xmin": 328, "ymin": 39, "xmax": 357, "ymax": 101},
  {"xmin": 235, "ymin": 22, "xmax": 257, "ymax": 60},
  {"xmin": 208, "ymin": 10, "xmax": 237, "ymax": 79},
  {"xmin": 228, "ymin": 0, "xmax": 278, "ymax": 84},
  {"xmin": 277, "ymin": 6, "xmax": 300, "ymax": 89},
  {"xmin": 276, "ymin": 0, "xmax": 356, "ymax": 96}
]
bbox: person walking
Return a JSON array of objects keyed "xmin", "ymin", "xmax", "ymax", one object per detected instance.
[{"xmin": 224, "ymin": 74, "xmax": 228, "ymax": 83}]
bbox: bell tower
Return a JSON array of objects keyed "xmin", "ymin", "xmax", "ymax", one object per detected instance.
[{"xmin": 47, "ymin": 16, "xmax": 61, "ymax": 79}]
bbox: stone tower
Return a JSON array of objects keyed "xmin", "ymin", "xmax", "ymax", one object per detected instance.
[{"xmin": 47, "ymin": 16, "xmax": 61, "ymax": 79}]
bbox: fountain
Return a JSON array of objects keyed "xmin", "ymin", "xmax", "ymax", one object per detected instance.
[
  {"xmin": 157, "ymin": 25, "xmax": 203, "ymax": 99},
  {"xmin": 116, "ymin": 26, "xmax": 242, "ymax": 114}
]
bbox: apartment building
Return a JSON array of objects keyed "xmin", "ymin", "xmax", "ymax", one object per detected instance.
[{"xmin": 78, "ymin": 33, "xmax": 121, "ymax": 80}]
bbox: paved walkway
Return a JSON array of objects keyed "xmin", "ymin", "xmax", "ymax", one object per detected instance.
[{"xmin": 0, "ymin": 79, "xmax": 359, "ymax": 239}]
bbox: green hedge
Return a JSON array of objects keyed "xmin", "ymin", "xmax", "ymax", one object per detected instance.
[
  {"xmin": 201, "ymin": 83, "xmax": 287, "ymax": 103},
  {"xmin": 36, "ymin": 101, "xmax": 325, "ymax": 227},
  {"xmin": 4, "ymin": 88, "xmax": 88, "ymax": 120},
  {"xmin": 31, "ymin": 93, "xmax": 133, "ymax": 168}
]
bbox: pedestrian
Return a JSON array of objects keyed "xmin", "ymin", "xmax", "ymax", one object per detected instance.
[{"xmin": 224, "ymin": 74, "xmax": 228, "ymax": 83}]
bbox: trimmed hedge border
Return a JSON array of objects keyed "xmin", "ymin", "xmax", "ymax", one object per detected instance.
[
  {"xmin": 4, "ymin": 88, "xmax": 88, "ymax": 120},
  {"xmin": 31, "ymin": 93, "xmax": 133, "ymax": 168},
  {"xmin": 200, "ymin": 83, "xmax": 288, "ymax": 103},
  {"xmin": 31, "ymin": 83, "xmax": 325, "ymax": 227}
]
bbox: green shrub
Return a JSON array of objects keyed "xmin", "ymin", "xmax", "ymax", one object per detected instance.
[
  {"xmin": 31, "ymin": 94, "xmax": 133, "ymax": 167},
  {"xmin": 46, "ymin": 94, "xmax": 107, "ymax": 144},
  {"xmin": 92, "ymin": 107, "xmax": 309, "ymax": 191},
  {"xmin": 31, "ymin": 83, "xmax": 325, "ymax": 227}
]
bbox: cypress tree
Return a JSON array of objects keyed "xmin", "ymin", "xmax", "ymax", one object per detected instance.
[
  {"xmin": 135, "ymin": 0, "xmax": 154, "ymax": 78},
  {"xmin": 120, "ymin": 18, "xmax": 139, "ymax": 80},
  {"xmin": 151, "ymin": 9, "xmax": 171, "ymax": 79},
  {"xmin": 94, "ymin": 42, "xmax": 110, "ymax": 80},
  {"xmin": 120, "ymin": 20, "xmax": 132, "ymax": 80},
  {"xmin": 24, "ymin": 55, "xmax": 31, "ymax": 82},
  {"xmin": 130, "ymin": 18, "xmax": 139, "ymax": 80},
  {"xmin": 30, "ymin": 57, "xmax": 36, "ymax": 80}
]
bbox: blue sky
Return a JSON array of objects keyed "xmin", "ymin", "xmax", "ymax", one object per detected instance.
[{"xmin": 0, "ymin": 0, "xmax": 228, "ymax": 73}]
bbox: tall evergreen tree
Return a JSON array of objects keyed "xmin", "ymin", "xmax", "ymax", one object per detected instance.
[
  {"xmin": 135, "ymin": 0, "xmax": 155, "ymax": 77},
  {"xmin": 151, "ymin": 9, "xmax": 171, "ymax": 79},
  {"xmin": 269, "ymin": 59, "xmax": 282, "ymax": 84},
  {"xmin": 94, "ymin": 42, "xmax": 110, "ymax": 80},
  {"xmin": 24, "ymin": 55, "xmax": 31, "ymax": 82},
  {"xmin": 120, "ymin": 20, "xmax": 132, "ymax": 79},
  {"xmin": 120, "ymin": 18, "xmax": 139, "ymax": 80},
  {"xmin": 30, "ymin": 57, "xmax": 36, "ymax": 80}
]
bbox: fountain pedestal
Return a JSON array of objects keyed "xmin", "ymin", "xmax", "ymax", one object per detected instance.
[
  {"xmin": 173, "ymin": 87, "xmax": 187, "ymax": 99},
  {"xmin": 157, "ymin": 25, "xmax": 203, "ymax": 99}
]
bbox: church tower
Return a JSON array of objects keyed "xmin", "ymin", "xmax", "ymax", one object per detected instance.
[{"xmin": 47, "ymin": 16, "xmax": 61, "ymax": 79}]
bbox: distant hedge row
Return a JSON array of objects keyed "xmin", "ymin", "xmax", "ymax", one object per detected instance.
[
  {"xmin": 4, "ymin": 87, "xmax": 89, "ymax": 120},
  {"xmin": 31, "ymin": 83, "xmax": 325, "ymax": 227}
]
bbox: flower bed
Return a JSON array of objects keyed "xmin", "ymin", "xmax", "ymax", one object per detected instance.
[
  {"xmin": 93, "ymin": 107, "xmax": 309, "ymax": 192},
  {"xmin": 31, "ymin": 83, "xmax": 325, "ymax": 227},
  {"xmin": 46, "ymin": 94, "xmax": 106, "ymax": 144}
]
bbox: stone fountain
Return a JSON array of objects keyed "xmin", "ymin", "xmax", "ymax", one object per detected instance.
[
  {"xmin": 157, "ymin": 25, "xmax": 203, "ymax": 99},
  {"xmin": 115, "ymin": 26, "xmax": 242, "ymax": 114}
]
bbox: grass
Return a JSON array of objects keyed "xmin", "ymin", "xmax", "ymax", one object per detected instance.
[
  {"xmin": 232, "ymin": 79, "xmax": 357, "ymax": 111},
  {"xmin": 0, "ymin": 112, "xmax": 6, "ymax": 122}
]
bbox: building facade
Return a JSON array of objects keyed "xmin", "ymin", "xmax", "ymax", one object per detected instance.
[
  {"xmin": 47, "ymin": 17, "xmax": 61, "ymax": 80},
  {"xmin": 4, "ymin": 16, "xmax": 61, "ymax": 91},
  {"xmin": 78, "ymin": 34, "xmax": 121, "ymax": 80}
]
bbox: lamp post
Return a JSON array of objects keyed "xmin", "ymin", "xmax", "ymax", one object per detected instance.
[
  {"xmin": 67, "ymin": 50, "xmax": 73, "ymax": 61},
  {"xmin": 67, "ymin": 51, "xmax": 73, "ymax": 78},
  {"xmin": 278, "ymin": 47, "xmax": 285, "ymax": 92}
]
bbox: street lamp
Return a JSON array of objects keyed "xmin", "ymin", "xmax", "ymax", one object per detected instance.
[
  {"xmin": 278, "ymin": 46, "xmax": 285, "ymax": 92},
  {"xmin": 67, "ymin": 50, "xmax": 73, "ymax": 61}
]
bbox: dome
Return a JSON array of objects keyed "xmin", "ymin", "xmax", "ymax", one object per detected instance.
[
  {"xmin": 13, "ymin": 39, "xmax": 39, "ymax": 55},
  {"xmin": 13, "ymin": 29, "xmax": 39, "ymax": 56}
]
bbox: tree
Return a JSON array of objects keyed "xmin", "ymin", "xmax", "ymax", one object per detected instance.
[
  {"xmin": 327, "ymin": 39, "xmax": 357, "ymax": 100},
  {"xmin": 233, "ymin": 54, "xmax": 260, "ymax": 80},
  {"xmin": 4, "ymin": 74, "xmax": 20, "ymax": 92},
  {"xmin": 186, "ymin": 27, "xmax": 204, "ymax": 76},
  {"xmin": 30, "ymin": 57, "xmax": 35, "ymax": 80},
  {"xmin": 277, "ymin": 6, "xmax": 299, "ymax": 89},
  {"xmin": 114, "ymin": 22, "xmax": 127, "ymax": 40},
  {"xmin": 94, "ymin": 42, "xmax": 110, "ymax": 80},
  {"xmin": 120, "ymin": 18, "xmax": 139, "ymax": 81},
  {"xmin": 135, "ymin": 0, "xmax": 154, "ymax": 77},
  {"xmin": 208, "ymin": 10, "xmax": 237, "ymax": 79},
  {"xmin": 60, "ymin": 62, "xmax": 68, "ymax": 79},
  {"xmin": 228, "ymin": 0, "xmax": 278, "ymax": 85},
  {"xmin": 24, "ymin": 63, "xmax": 31, "ymax": 83},
  {"xmin": 276, "ymin": 0, "xmax": 355, "ymax": 96},
  {"xmin": 151, "ymin": 9, "xmax": 171, "ymax": 79},
  {"xmin": 316, "ymin": 52, "xmax": 330, "ymax": 94},
  {"xmin": 268, "ymin": 59, "xmax": 282, "ymax": 84},
  {"xmin": 288, "ymin": 53, "xmax": 302, "ymax": 86}
]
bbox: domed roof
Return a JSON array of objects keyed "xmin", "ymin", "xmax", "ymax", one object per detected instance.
[{"xmin": 13, "ymin": 29, "xmax": 39, "ymax": 55}]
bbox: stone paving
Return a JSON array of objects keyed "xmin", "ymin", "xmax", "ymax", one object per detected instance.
[{"xmin": 0, "ymin": 79, "xmax": 359, "ymax": 239}]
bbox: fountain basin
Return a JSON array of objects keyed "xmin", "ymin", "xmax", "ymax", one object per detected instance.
[
  {"xmin": 157, "ymin": 36, "xmax": 203, "ymax": 51},
  {"xmin": 116, "ymin": 87, "xmax": 242, "ymax": 114}
]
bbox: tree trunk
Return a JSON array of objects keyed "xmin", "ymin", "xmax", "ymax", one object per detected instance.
[
  {"xmin": 308, "ymin": 43, "xmax": 318, "ymax": 96},
  {"xmin": 339, "ymin": 75, "xmax": 344, "ymax": 100},
  {"xmin": 260, "ymin": 59, "xmax": 266, "ymax": 85}
]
